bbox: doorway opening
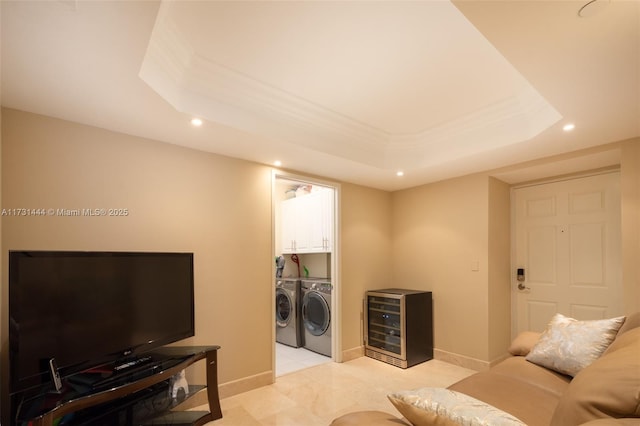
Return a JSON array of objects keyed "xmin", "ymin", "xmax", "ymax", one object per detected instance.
[{"xmin": 272, "ymin": 171, "xmax": 340, "ymax": 378}]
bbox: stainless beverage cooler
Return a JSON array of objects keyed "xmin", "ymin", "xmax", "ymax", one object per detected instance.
[{"xmin": 365, "ymin": 289, "xmax": 433, "ymax": 368}]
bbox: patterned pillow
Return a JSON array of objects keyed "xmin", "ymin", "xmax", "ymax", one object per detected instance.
[
  {"xmin": 388, "ymin": 387, "xmax": 526, "ymax": 426},
  {"xmin": 525, "ymin": 313, "xmax": 625, "ymax": 377}
]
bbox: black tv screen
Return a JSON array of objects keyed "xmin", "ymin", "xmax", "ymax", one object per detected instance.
[{"xmin": 9, "ymin": 251, "xmax": 195, "ymax": 394}]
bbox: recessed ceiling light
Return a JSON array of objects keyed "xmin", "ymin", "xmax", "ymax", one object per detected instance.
[
  {"xmin": 396, "ymin": 171, "xmax": 404, "ymax": 177},
  {"xmin": 563, "ymin": 123, "xmax": 575, "ymax": 132},
  {"xmin": 190, "ymin": 118, "xmax": 203, "ymax": 127},
  {"xmin": 274, "ymin": 160, "xmax": 282, "ymax": 167}
]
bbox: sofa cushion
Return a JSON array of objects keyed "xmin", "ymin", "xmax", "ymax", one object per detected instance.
[
  {"xmin": 614, "ymin": 311, "xmax": 640, "ymax": 337},
  {"xmin": 580, "ymin": 420, "xmax": 640, "ymax": 426},
  {"xmin": 508, "ymin": 331, "xmax": 541, "ymax": 356},
  {"xmin": 490, "ymin": 356, "xmax": 571, "ymax": 397},
  {"xmin": 387, "ymin": 387, "xmax": 526, "ymax": 426},
  {"xmin": 448, "ymin": 370, "xmax": 560, "ymax": 426},
  {"xmin": 330, "ymin": 410, "xmax": 409, "ymax": 426},
  {"xmin": 525, "ymin": 313, "xmax": 625, "ymax": 377},
  {"xmin": 550, "ymin": 327, "xmax": 640, "ymax": 426}
]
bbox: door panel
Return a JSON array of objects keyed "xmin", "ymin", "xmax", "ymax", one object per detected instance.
[
  {"xmin": 570, "ymin": 223, "xmax": 604, "ymax": 285},
  {"xmin": 527, "ymin": 226, "xmax": 557, "ymax": 284},
  {"xmin": 526, "ymin": 301, "xmax": 557, "ymax": 332},
  {"xmin": 514, "ymin": 172, "xmax": 622, "ymax": 334}
]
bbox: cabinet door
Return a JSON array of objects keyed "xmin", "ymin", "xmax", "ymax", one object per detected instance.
[
  {"xmin": 306, "ymin": 190, "xmax": 333, "ymax": 252},
  {"xmin": 320, "ymin": 190, "xmax": 333, "ymax": 252},
  {"xmin": 306, "ymin": 192, "xmax": 326, "ymax": 252},
  {"xmin": 280, "ymin": 190, "xmax": 333, "ymax": 254},
  {"xmin": 280, "ymin": 199, "xmax": 298, "ymax": 253},
  {"xmin": 293, "ymin": 196, "xmax": 311, "ymax": 252},
  {"xmin": 281, "ymin": 197, "xmax": 311, "ymax": 253}
]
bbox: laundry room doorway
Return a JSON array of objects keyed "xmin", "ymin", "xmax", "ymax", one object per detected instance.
[{"xmin": 272, "ymin": 171, "xmax": 340, "ymax": 379}]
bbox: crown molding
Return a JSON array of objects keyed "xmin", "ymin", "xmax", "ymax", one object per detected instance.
[{"xmin": 139, "ymin": 3, "xmax": 561, "ymax": 170}]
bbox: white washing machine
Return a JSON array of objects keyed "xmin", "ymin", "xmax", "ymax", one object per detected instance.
[
  {"xmin": 275, "ymin": 278, "xmax": 301, "ymax": 347},
  {"xmin": 301, "ymin": 278, "xmax": 332, "ymax": 357}
]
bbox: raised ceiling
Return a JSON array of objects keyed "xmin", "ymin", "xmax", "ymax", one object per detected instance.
[
  {"xmin": 2, "ymin": 0, "xmax": 638, "ymax": 190},
  {"xmin": 140, "ymin": 0, "xmax": 560, "ymax": 172}
]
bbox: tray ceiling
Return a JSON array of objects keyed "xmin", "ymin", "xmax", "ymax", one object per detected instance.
[
  {"xmin": 139, "ymin": 0, "xmax": 560, "ymax": 171},
  {"xmin": 1, "ymin": 0, "xmax": 638, "ymax": 190}
]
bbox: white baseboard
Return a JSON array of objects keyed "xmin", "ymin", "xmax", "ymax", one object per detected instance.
[
  {"xmin": 489, "ymin": 352, "xmax": 511, "ymax": 368},
  {"xmin": 343, "ymin": 345, "xmax": 496, "ymax": 372},
  {"xmin": 179, "ymin": 370, "xmax": 274, "ymax": 408},
  {"xmin": 341, "ymin": 346, "xmax": 364, "ymax": 362},
  {"xmin": 219, "ymin": 370, "xmax": 274, "ymax": 399},
  {"xmin": 434, "ymin": 348, "xmax": 490, "ymax": 371}
]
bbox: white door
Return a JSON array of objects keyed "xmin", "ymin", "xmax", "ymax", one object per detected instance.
[{"xmin": 513, "ymin": 172, "xmax": 622, "ymax": 334}]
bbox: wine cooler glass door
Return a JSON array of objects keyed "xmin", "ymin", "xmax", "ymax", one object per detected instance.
[{"xmin": 366, "ymin": 294, "xmax": 404, "ymax": 358}]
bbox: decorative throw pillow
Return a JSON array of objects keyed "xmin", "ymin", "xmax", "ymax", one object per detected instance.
[
  {"xmin": 549, "ymin": 327, "xmax": 640, "ymax": 426},
  {"xmin": 508, "ymin": 331, "xmax": 542, "ymax": 356},
  {"xmin": 525, "ymin": 313, "xmax": 625, "ymax": 377},
  {"xmin": 388, "ymin": 387, "xmax": 526, "ymax": 426}
]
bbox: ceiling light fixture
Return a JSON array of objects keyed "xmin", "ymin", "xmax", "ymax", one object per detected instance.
[
  {"xmin": 563, "ymin": 123, "xmax": 576, "ymax": 132},
  {"xmin": 396, "ymin": 171, "xmax": 404, "ymax": 177},
  {"xmin": 274, "ymin": 160, "xmax": 282, "ymax": 167},
  {"xmin": 190, "ymin": 118, "xmax": 203, "ymax": 127}
]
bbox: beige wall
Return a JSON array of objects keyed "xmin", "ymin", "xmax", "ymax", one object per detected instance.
[
  {"xmin": 487, "ymin": 177, "xmax": 511, "ymax": 362},
  {"xmin": 340, "ymin": 183, "xmax": 392, "ymax": 356},
  {"xmin": 620, "ymin": 138, "xmax": 640, "ymax": 313},
  {"xmin": 1, "ymin": 108, "xmax": 274, "ymax": 388},
  {"xmin": 391, "ymin": 174, "xmax": 492, "ymax": 364}
]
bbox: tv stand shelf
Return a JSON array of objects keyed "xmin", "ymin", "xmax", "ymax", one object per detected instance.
[{"xmin": 21, "ymin": 346, "xmax": 222, "ymax": 426}]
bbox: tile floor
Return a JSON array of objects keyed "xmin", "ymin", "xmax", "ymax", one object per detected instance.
[
  {"xmin": 194, "ymin": 355, "xmax": 477, "ymax": 425},
  {"xmin": 275, "ymin": 343, "xmax": 332, "ymax": 377}
]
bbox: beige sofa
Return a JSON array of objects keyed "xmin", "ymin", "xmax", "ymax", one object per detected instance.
[{"xmin": 331, "ymin": 312, "xmax": 640, "ymax": 426}]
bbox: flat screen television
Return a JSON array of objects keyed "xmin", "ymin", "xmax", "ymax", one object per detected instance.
[{"xmin": 8, "ymin": 251, "xmax": 195, "ymax": 395}]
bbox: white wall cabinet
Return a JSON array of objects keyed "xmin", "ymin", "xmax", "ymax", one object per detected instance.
[{"xmin": 281, "ymin": 190, "xmax": 333, "ymax": 253}]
